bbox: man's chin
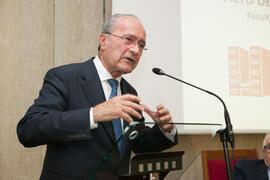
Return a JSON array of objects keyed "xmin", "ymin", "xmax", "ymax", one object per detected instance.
[{"xmin": 119, "ymin": 66, "xmax": 136, "ymax": 74}]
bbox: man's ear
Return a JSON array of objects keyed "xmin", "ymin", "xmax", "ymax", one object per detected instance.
[{"xmin": 99, "ymin": 33, "xmax": 107, "ymax": 51}]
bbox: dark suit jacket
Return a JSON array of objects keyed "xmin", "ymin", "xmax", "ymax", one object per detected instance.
[
  {"xmin": 233, "ymin": 159, "xmax": 269, "ymax": 180},
  {"xmin": 17, "ymin": 58, "xmax": 177, "ymax": 180}
]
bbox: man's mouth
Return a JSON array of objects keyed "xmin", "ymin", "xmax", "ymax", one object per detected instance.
[{"xmin": 124, "ymin": 57, "xmax": 135, "ymax": 63}]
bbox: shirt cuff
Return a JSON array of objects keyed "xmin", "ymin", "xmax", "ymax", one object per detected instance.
[
  {"xmin": 159, "ymin": 125, "xmax": 177, "ymax": 143},
  {"xmin": 90, "ymin": 108, "xmax": 98, "ymax": 129}
]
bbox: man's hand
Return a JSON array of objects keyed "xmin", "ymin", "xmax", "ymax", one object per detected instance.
[
  {"xmin": 93, "ymin": 94, "xmax": 144, "ymax": 123},
  {"xmin": 142, "ymin": 104, "xmax": 174, "ymax": 132}
]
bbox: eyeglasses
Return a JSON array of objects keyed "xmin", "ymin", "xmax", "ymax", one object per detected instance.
[
  {"xmin": 105, "ymin": 33, "xmax": 147, "ymax": 51},
  {"xmin": 264, "ymin": 144, "xmax": 270, "ymax": 151}
]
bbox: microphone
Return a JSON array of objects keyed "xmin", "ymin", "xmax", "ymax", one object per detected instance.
[
  {"xmin": 152, "ymin": 68, "xmax": 235, "ymax": 149},
  {"xmin": 152, "ymin": 68, "xmax": 165, "ymax": 75}
]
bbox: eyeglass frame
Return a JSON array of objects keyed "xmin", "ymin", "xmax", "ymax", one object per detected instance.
[
  {"xmin": 264, "ymin": 144, "xmax": 270, "ymax": 152},
  {"xmin": 104, "ymin": 32, "xmax": 148, "ymax": 51}
]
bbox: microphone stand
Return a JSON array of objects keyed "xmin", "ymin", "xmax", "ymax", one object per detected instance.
[{"xmin": 153, "ymin": 68, "xmax": 235, "ymax": 180}]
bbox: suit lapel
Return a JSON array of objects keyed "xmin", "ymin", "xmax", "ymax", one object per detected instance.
[
  {"xmin": 80, "ymin": 58, "xmax": 116, "ymax": 145},
  {"xmin": 256, "ymin": 161, "xmax": 268, "ymax": 180},
  {"xmin": 119, "ymin": 79, "xmax": 137, "ymax": 157},
  {"xmin": 81, "ymin": 59, "xmax": 105, "ymax": 106}
]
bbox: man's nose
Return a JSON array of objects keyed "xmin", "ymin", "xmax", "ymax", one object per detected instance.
[{"xmin": 129, "ymin": 43, "xmax": 141, "ymax": 55}]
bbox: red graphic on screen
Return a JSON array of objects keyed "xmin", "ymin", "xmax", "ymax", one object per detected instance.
[{"xmin": 228, "ymin": 46, "xmax": 270, "ymax": 97}]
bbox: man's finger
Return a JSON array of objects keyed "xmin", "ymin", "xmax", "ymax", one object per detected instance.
[
  {"xmin": 141, "ymin": 104, "xmax": 154, "ymax": 116},
  {"xmin": 156, "ymin": 105, "xmax": 164, "ymax": 111},
  {"xmin": 121, "ymin": 94, "xmax": 142, "ymax": 102},
  {"xmin": 158, "ymin": 108, "xmax": 169, "ymax": 116},
  {"xmin": 121, "ymin": 101, "xmax": 144, "ymax": 112},
  {"xmin": 120, "ymin": 112, "xmax": 134, "ymax": 123},
  {"xmin": 159, "ymin": 114, "xmax": 172, "ymax": 122},
  {"xmin": 122, "ymin": 106, "xmax": 142, "ymax": 119}
]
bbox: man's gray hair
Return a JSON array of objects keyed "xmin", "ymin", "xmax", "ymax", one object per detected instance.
[
  {"xmin": 102, "ymin": 14, "xmax": 140, "ymax": 34},
  {"xmin": 263, "ymin": 133, "xmax": 270, "ymax": 148}
]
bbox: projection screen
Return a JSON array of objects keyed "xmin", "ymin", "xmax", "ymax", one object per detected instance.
[{"xmin": 112, "ymin": 0, "xmax": 270, "ymax": 133}]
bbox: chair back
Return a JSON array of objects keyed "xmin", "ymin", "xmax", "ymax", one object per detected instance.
[{"xmin": 201, "ymin": 149, "xmax": 258, "ymax": 180}]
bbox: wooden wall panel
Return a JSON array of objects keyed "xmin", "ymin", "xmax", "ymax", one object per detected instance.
[
  {"xmin": 0, "ymin": 0, "xmax": 110, "ymax": 179},
  {"xmin": 104, "ymin": 0, "xmax": 112, "ymax": 22},
  {"xmin": 0, "ymin": 0, "xmax": 54, "ymax": 179},
  {"xmin": 54, "ymin": 0, "xmax": 104, "ymax": 66}
]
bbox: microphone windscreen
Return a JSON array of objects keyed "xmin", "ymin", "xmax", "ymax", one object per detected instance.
[{"xmin": 152, "ymin": 68, "xmax": 162, "ymax": 75}]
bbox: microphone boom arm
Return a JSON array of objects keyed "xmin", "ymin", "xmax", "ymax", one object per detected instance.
[{"xmin": 163, "ymin": 73, "xmax": 234, "ymax": 148}]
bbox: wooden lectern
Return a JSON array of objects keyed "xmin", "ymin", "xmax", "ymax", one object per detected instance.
[{"xmin": 119, "ymin": 151, "xmax": 184, "ymax": 180}]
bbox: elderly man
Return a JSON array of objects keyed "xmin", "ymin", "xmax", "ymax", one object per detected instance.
[
  {"xmin": 233, "ymin": 133, "xmax": 270, "ymax": 180},
  {"xmin": 17, "ymin": 14, "xmax": 177, "ymax": 180}
]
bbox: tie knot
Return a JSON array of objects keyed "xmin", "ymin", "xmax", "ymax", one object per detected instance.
[{"xmin": 108, "ymin": 79, "xmax": 119, "ymax": 90}]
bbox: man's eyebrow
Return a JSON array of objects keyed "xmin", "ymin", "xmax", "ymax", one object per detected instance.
[
  {"xmin": 123, "ymin": 34, "xmax": 146, "ymax": 46},
  {"xmin": 139, "ymin": 39, "xmax": 146, "ymax": 44},
  {"xmin": 126, "ymin": 34, "xmax": 145, "ymax": 40},
  {"xmin": 264, "ymin": 144, "xmax": 270, "ymax": 148}
]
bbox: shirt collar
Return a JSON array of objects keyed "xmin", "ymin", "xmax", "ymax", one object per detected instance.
[{"xmin": 93, "ymin": 56, "xmax": 121, "ymax": 83}]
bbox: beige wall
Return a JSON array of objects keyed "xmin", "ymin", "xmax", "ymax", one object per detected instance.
[
  {"xmin": 0, "ymin": 0, "xmax": 111, "ymax": 179},
  {"xmin": 0, "ymin": 1, "xmax": 266, "ymax": 180}
]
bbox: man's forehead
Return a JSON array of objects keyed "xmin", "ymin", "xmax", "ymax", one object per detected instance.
[
  {"xmin": 264, "ymin": 137, "xmax": 270, "ymax": 147},
  {"xmin": 112, "ymin": 16, "xmax": 146, "ymax": 38},
  {"xmin": 115, "ymin": 16, "xmax": 139, "ymax": 25}
]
